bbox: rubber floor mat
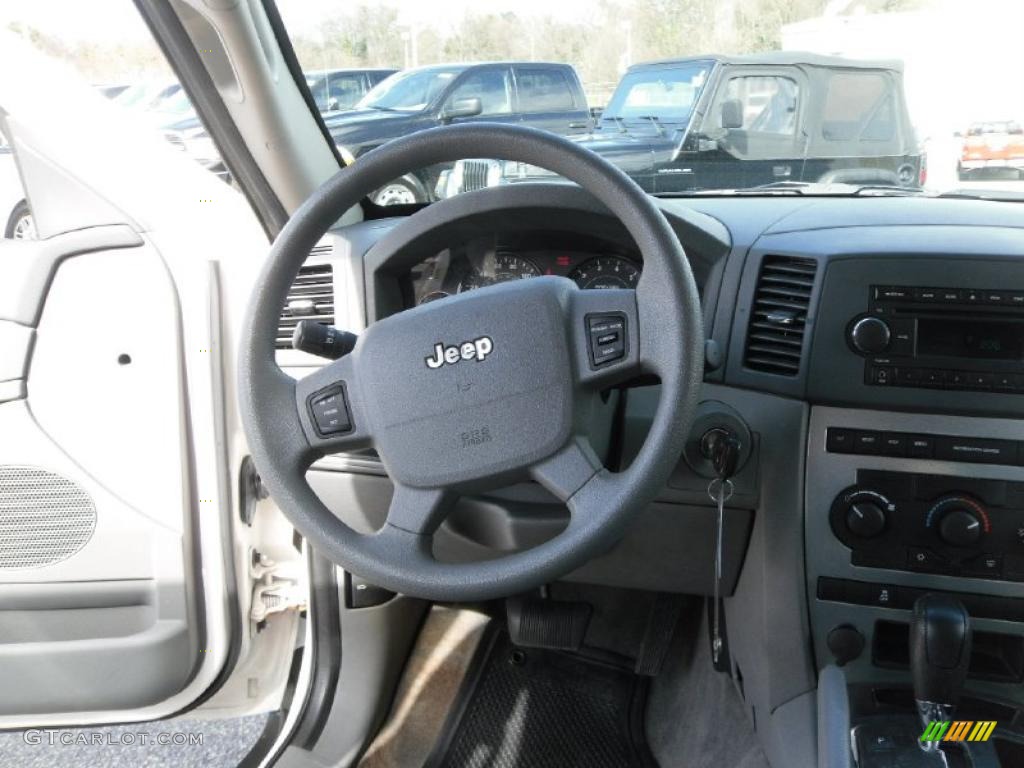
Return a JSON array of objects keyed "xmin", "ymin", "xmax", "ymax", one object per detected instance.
[{"xmin": 426, "ymin": 629, "xmax": 656, "ymax": 768}]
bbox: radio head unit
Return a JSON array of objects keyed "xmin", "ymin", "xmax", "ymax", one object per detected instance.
[{"xmin": 850, "ymin": 286, "xmax": 1024, "ymax": 392}]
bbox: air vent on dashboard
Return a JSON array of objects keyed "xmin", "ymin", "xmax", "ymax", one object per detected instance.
[
  {"xmin": 276, "ymin": 261, "xmax": 335, "ymax": 350},
  {"xmin": 743, "ymin": 255, "xmax": 817, "ymax": 376}
]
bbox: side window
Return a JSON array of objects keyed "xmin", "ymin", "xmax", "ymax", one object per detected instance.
[
  {"xmin": 517, "ymin": 69, "xmax": 575, "ymax": 112},
  {"xmin": 723, "ymin": 75, "xmax": 799, "ymax": 135},
  {"xmin": 822, "ymin": 72, "xmax": 894, "ymax": 142},
  {"xmin": 327, "ymin": 73, "xmax": 367, "ymax": 111},
  {"xmin": 446, "ymin": 70, "xmax": 512, "ymax": 116}
]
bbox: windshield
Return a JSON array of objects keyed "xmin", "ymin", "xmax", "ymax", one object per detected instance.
[
  {"xmin": 272, "ymin": 1, "xmax": 1024, "ymax": 203},
  {"xmin": 603, "ymin": 63, "xmax": 711, "ymax": 123},
  {"xmin": 357, "ymin": 68, "xmax": 461, "ymax": 112}
]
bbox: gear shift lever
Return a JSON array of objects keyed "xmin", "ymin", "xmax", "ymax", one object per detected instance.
[{"xmin": 910, "ymin": 594, "xmax": 972, "ymax": 753}]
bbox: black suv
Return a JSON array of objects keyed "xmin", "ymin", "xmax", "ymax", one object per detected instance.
[
  {"xmin": 491, "ymin": 52, "xmax": 921, "ymax": 194},
  {"xmin": 325, "ymin": 62, "xmax": 591, "ymax": 205}
]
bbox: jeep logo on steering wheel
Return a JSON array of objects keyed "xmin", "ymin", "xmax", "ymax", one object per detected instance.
[{"xmin": 425, "ymin": 336, "xmax": 494, "ymax": 369}]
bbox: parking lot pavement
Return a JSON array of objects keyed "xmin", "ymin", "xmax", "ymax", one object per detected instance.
[{"xmin": 0, "ymin": 713, "xmax": 270, "ymax": 768}]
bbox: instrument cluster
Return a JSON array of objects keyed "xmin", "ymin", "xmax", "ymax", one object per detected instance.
[{"xmin": 410, "ymin": 237, "xmax": 642, "ymax": 306}]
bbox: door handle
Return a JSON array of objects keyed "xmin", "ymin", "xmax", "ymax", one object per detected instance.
[{"xmin": 569, "ymin": 122, "xmax": 589, "ymax": 129}]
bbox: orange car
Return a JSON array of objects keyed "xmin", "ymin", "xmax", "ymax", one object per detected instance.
[{"xmin": 958, "ymin": 120, "xmax": 1024, "ymax": 179}]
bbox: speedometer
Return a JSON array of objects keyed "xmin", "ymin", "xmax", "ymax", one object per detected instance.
[
  {"xmin": 458, "ymin": 252, "xmax": 542, "ymax": 292},
  {"xmin": 569, "ymin": 256, "xmax": 641, "ymax": 290}
]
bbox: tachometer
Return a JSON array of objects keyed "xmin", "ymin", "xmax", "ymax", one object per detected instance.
[
  {"xmin": 458, "ymin": 252, "xmax": 542, "ymax": 292},
  {"xmin": 570, "ymin": 256, "xmax": 640, "ymax": 290}
]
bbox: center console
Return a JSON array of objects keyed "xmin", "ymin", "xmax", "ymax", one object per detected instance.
[
  {"xmin": 795, "ymin": 245, "xmax": 1024, "ymax": 765},
  {"xmin": 808, "ymin": 407, "xmax": 1024, "ymax": 766}
]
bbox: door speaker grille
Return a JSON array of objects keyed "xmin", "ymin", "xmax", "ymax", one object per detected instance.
[{"xmin": 0, "ymin": 466, "xmax": 96, "ymax": 569}]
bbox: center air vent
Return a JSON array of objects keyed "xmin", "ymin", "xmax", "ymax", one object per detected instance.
[
  {"xmin": 277, "ymin": 258, "xmax": 335, "ymax": 350},
  {"xmin": 743, "ymin": 255, "xmax": 817, "ymax": 376}
]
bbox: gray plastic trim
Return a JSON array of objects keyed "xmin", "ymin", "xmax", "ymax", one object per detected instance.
[
  {"xmin": 0, "ymin": 225, "xmax": 142, "ymax": 326},
  {"xmin": 817, "ymin": 665, "xmax": 852, "ymax": 768}
]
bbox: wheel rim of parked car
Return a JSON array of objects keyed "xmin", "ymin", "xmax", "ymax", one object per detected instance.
[
  {"xmin": 238, "ymin": 123, "xmax": 704, "ymax": 601},
  {"xmin": 12, "ymin": 211, "xmax": 35, "ymax": 239},
  {"xmin": 372, "ymin": 182, "xmax": 417, "ymax": 206}
]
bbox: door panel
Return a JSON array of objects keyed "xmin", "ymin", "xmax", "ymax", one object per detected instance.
[{"xmin": 0, "ymin": 237, "xmax": 197, "ymax": 716}]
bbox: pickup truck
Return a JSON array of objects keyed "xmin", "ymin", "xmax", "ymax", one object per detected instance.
[
  {"xmin": 325, "ymin": 62, "xmax": 591, "ymax": 205},
  {"xmin": 472, "ymin": 52, "xmax": 922, "ymax": 196}
]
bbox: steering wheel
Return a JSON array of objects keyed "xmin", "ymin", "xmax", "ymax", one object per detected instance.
[{"xmin": 238, "ymin": 124, "xmax": 703, "ymax": 602}]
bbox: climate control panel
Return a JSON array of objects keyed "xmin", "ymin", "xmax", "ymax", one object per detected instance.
[{"xmin": 829, "ymin": 469, "xmax": 1024, "ymax": 581}]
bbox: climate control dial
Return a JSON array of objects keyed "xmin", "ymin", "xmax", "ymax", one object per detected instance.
[
  {"xmin": 926, "ymin": 496, "xmax": 990, "ymax": 548},
  {"xmin": 836, "ymin": 488, "xmax": 895, "ymax": 539}
]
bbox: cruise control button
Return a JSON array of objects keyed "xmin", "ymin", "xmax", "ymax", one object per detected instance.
[
  {"xmin": 308, "ymin": 386, "xmax": 352, "ymax": 436},
  {"xmin": 586, "ymin": 314, "xmax": 627, "ymax": 368}
]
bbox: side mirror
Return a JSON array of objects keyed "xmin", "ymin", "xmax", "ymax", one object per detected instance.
[
  {"xmin": 326, "ymin": 97, "xmax": 339, "ymax": 112},
  {"xmin": 721, "ymin": 98, "xmax": 744, "ymax": 130},
  {"xmin": 441, "ymin": 97, "xmax": 482, "ymax": 123},
  {"xmin": 953, "ymin": 130, "xmax": 963, "ymax": 137}
]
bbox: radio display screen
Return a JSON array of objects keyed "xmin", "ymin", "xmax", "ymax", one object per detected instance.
[{"xmin": 917, "ymin": 318, "xmax": 1024, "ymax": 361}]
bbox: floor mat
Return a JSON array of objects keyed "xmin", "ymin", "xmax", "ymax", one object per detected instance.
[{"xmin": 426, "ymin": 629, "xmax": 656, "ymax": 768}]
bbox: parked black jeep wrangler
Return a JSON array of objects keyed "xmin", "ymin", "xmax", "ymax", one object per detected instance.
[{"xmin": 482, "ymin": 52, "xmax": 921, "ymax": 195}]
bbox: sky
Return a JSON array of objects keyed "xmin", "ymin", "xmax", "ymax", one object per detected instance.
[{"xmin": 0, "ymin": 0, "xmax": 600, "ymax": 43}]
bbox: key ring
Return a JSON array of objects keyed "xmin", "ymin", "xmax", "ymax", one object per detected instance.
[{"xmin": 707, "ymin": 478, "xmax": 734, "ymax": 503}]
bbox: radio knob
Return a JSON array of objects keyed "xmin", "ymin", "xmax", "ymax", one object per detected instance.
[
  {"xmin": 849, "ymin": 316, "xmax": 891, "ymax": 355},
  {"xmin": 846, "ymin": 501, "xmax": 887, "ymax": 538},
  {"xmin": 939, "ymin": 509, "xmax": 984, "ymax": 548}
]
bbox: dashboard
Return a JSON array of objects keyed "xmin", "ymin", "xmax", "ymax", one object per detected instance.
[
  {"xmin": 407, "ymin": 231, "xmax": 642, "ymax": 305},
  {"xmin": 297, "ymin": 187, "xmax": 1024, "ymax": 764}
]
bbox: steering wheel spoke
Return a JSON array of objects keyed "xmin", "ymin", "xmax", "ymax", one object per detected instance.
[
  {"xmin": 293, "ymin": 355, "xmax": 373, "ymax": 460},
  {"xmin": 384, "ymin": 483, "xmax": 453, "ymax": 536},
  {"xmin": 568, "ymin": 288, "xmax": 645, "ymax": 390},
  {"xmin": 530, "ymin": 436, "xmax": 603, "ymax": 504}
]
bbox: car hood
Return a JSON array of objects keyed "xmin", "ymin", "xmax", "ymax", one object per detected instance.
[
  {"xmin": 326, "ymin": 108, "xmax": 423, "ymax": 146},
  {"xmin": 571, "ymin": 127, "xmax": 674, "ymax": 154}
]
